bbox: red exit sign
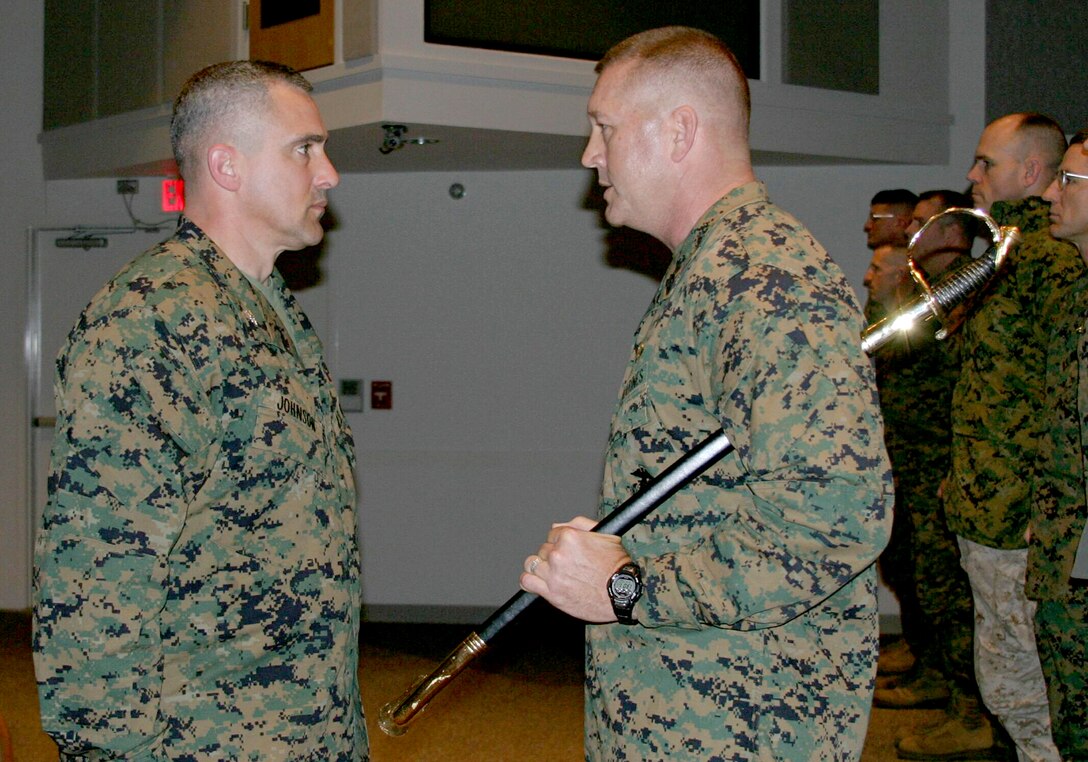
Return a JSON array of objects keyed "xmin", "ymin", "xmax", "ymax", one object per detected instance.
[{"xmin": 162, "ymin": 179, "xmax": 185, "ymax": 212}]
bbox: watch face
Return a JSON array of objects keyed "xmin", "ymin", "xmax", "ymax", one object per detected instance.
[{"xmin": 611, "ymin": 576, "xmax": 638, "ymax": 599}]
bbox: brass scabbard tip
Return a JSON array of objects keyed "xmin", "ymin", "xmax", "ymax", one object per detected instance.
[
  {"xmin": 375, "ymin": 633, "xmax": 488, "ymax": 736},
  {"xmin": 378, "ymin": 700, "xmax": 410, "ymax": 736}
]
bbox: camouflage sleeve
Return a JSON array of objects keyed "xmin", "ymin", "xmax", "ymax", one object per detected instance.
[
  {"xmin": 34, "ymin": 309, "xmax": 216, "ymax": 759},
  {"xmin": 637, "ymin": 270, "xmax": 891, "ymax": 629}
]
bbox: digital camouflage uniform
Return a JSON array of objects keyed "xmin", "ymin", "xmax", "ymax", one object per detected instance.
[
  {"xmin": 945, "ymin": 198, "xmax": 1079, "ymax": 548},
  {"xmin": 585, "ymin": 182, "xmax": 893, "ymax": 761},
  {"xmin": 1028, "ymin": 254, "xmax": 1088, "ymax": 759},
  {"xmin": 867, "ymin": 264, "xmax": 984, "ymax": 720},
  {"xmin": 865, "ymin": 297, "xmax": 933, "ymax": 678},
  {"xmin": 944, "ymin": 196, "xmax": 1078, "ymax": 762},
  {"xmin": 865, "ymin": 299, "xmax": 927, "ymax": 668},
  {"xmin": 33, "ymin": 219, "xmax": 367, "ymax": 761}
]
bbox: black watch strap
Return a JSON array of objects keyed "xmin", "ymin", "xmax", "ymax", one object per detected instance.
[{"xmin": 608, "ymin": 562, "xmax": 643, "ymax": 625}]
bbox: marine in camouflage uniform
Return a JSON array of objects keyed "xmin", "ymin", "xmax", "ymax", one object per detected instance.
[
  {"xmin": 1030, "ymin": 274, "xmax": 1088, "ymax": 759},
  {"xmin": 867, "ymin": 254, "xmax": 978, "ymax": 701},
  {"xmin": 33, "ymin": 218, "xmax": 367, "ymax": 760},
  {"xmin": 1027, "ymin": 158, "xmax": 1088, "ymax": 757},
  {"xmin": 864, "ymin": 297, "xmax": 928, "ymax": 680},
  {"xmin": 944, "ymin": 196, "xmax": 1080, "ymax": 761},
  {"xmin": 585, "ymin": 181, "xmax": 893, "ymax": 761}
]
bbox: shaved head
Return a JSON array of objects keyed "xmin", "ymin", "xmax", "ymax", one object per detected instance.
[{"xmin": 596, "ymin": 26, "xmax": 750, "ymax": 147}]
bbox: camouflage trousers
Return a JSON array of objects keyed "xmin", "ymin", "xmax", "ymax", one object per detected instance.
[
  {"xmin": 958, "ymin": 538, "xmax": 1060, "ymax": 762},
  {"xmin": 880, "ymin": 435, "xmax": 950, "ymax": 672},
  {"xmin": 1034, "ymin": 598, "xmax": 1088, "ymax": 760},
  {"xmin": 909, "ymin": 495, "xmax": 979, "ymax": 711}
]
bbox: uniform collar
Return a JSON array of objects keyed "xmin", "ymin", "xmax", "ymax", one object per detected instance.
[
  {"xmin": 175, "ymin": 217, "xmax": 299, "ymax": 356},
  {"xmin": 658, "ymin": 181, "xmax": 769, "ymax": 300},
  {"xmin": 988, "ymin": 196, "xmax": 1051, "ymax": 235}
]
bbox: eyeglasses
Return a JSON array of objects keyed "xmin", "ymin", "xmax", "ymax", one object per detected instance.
[
  {"xmin": 868, "ymin": 213, "xmax": 897, "ymax": 221},
  {"xmin": 1058, "ymin": 170, "xmax": 1088, "ymax": 190}
]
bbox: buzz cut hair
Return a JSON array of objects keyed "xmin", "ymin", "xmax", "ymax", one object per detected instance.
[
  {"xmin": 870, "ymin": 188, "xmax": 918, "ymax": 211},
  {"xmin": 1010, "ymin": 112, "xmax": 1067, "ymax": 172},
  {"xmin": 171, "ymin": 60, "xmax": 312, "ymax": 180},
  {"xmin": 917, "ymin": 189, "xmax": 978, "ymax": 240},
  {"xmin": 917, "ymin": 189, "xmax": 972, "ymax": 210},
  {"xmin": 596, "ymin": 26, "xmax": 751, "ymax": 139}
]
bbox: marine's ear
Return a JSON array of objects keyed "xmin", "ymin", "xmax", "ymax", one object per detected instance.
[
  {"xmin": 207, "ymin": 144, "xmax": 242, "ymax": 192},
  {"xmin": 668, "ymin": 105, "xmax": 698, "ymax": 163},
  {"xmin": 1021, "ymin": 156, "xmax": 1045, "ymax": 193}
]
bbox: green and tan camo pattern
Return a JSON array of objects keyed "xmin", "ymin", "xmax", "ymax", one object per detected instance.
[
  {"xmin": 585, "ymin": 182, "xmax": 894, "ymax": 761},
  {"xmin": 867, "ymin": 278, "xmax": 980, "ymax": 709},
  {"xmin": 33, "ymin": 219, "xmax": 367, "ymax": 761},
  {"xmin": 945, "ymin": 197, "xmax": 1085, "ymax": 549},
  {"xmin": 1027, "ymin": 218, "xmax": 1088, "ymax": 758},
  {"xmin": 1027, "ymin": 254, "xmax": 1088, "ymax": 603}
]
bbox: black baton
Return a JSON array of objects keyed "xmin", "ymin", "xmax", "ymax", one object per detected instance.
[{"xmin": 378, "ymin": 428, "xmax": 734, "ymax": 735}]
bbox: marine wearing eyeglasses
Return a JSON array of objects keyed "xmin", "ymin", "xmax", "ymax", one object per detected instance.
[
  {"xmin": 1029, "ymin": 128, "xmax": 1088, "ymax": 760},
  {"xmin": 864, "ymin": 188, "xmax": 917, "ymax": 250},
  {"xmin": 869, "ymin": 190, "xmax": 992, "ymax": 745}
]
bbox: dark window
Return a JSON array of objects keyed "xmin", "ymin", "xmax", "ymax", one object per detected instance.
[
  {"xmin": 424, "ymin": 0, "xmax": 760, "ymax": 80},
  {"xmin": 783, "ymin": 0, "xmax": 879, "ymax": 94},
  {"xmin": 261, "ymin": 0, "xmax": 321, "ymax": 29}
]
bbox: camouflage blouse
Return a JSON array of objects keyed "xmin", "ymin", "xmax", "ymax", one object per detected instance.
[
  {"xmin": 585, "ymin": 182, "xmax": 893, "ymax": 761},
  {"xmin": 1028, "ymin": 257, "xmax": 1088, "ymax": 602},
  {"xmin": 945, "ymin": 197, "xmax": 1086, "ymax": 548},
  {"xmin": 33, "ymin": 219, "xmax": 367, "ymax": 760}
]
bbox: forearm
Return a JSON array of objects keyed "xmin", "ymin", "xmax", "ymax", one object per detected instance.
[{"xmin": 630, "ymin": 477, "xmax": 890, "ymax": 629}]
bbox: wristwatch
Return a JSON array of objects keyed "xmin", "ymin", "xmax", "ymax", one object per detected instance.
[{"xmin": 607, "ymin": 562, "xmax": 643, "ymax": 624}]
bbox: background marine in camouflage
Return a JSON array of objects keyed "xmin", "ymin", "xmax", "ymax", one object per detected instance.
[
  {"xmin": 32, "ymin": 61, "xmax": 368, "ymax": 760},
  {"xmin": 865, "ymin": 194, "xmax": 1008, "ymax": 760},
  {"xmin": 1031, "ymin": 128, "xmax": 1088, "ymax": 759},
  {"xmin": 945, "ymin": 112, "xmax": 1075, "ymax": 762}
]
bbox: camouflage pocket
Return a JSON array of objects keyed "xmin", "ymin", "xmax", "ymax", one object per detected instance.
[
  {"xmin": 250, "ymin": 389, "xmax": 326, "ymax": 473},
  {"xmin": 198, "ymin": 379, "xmax": 349, "ymax": 578},
  {"xmin": 610, "ymin": 385, "xmax": 710, "ymax": 457},
  {"xmin": 68, "ymin": 537, "xmax": 155, "ymax": 658}
]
